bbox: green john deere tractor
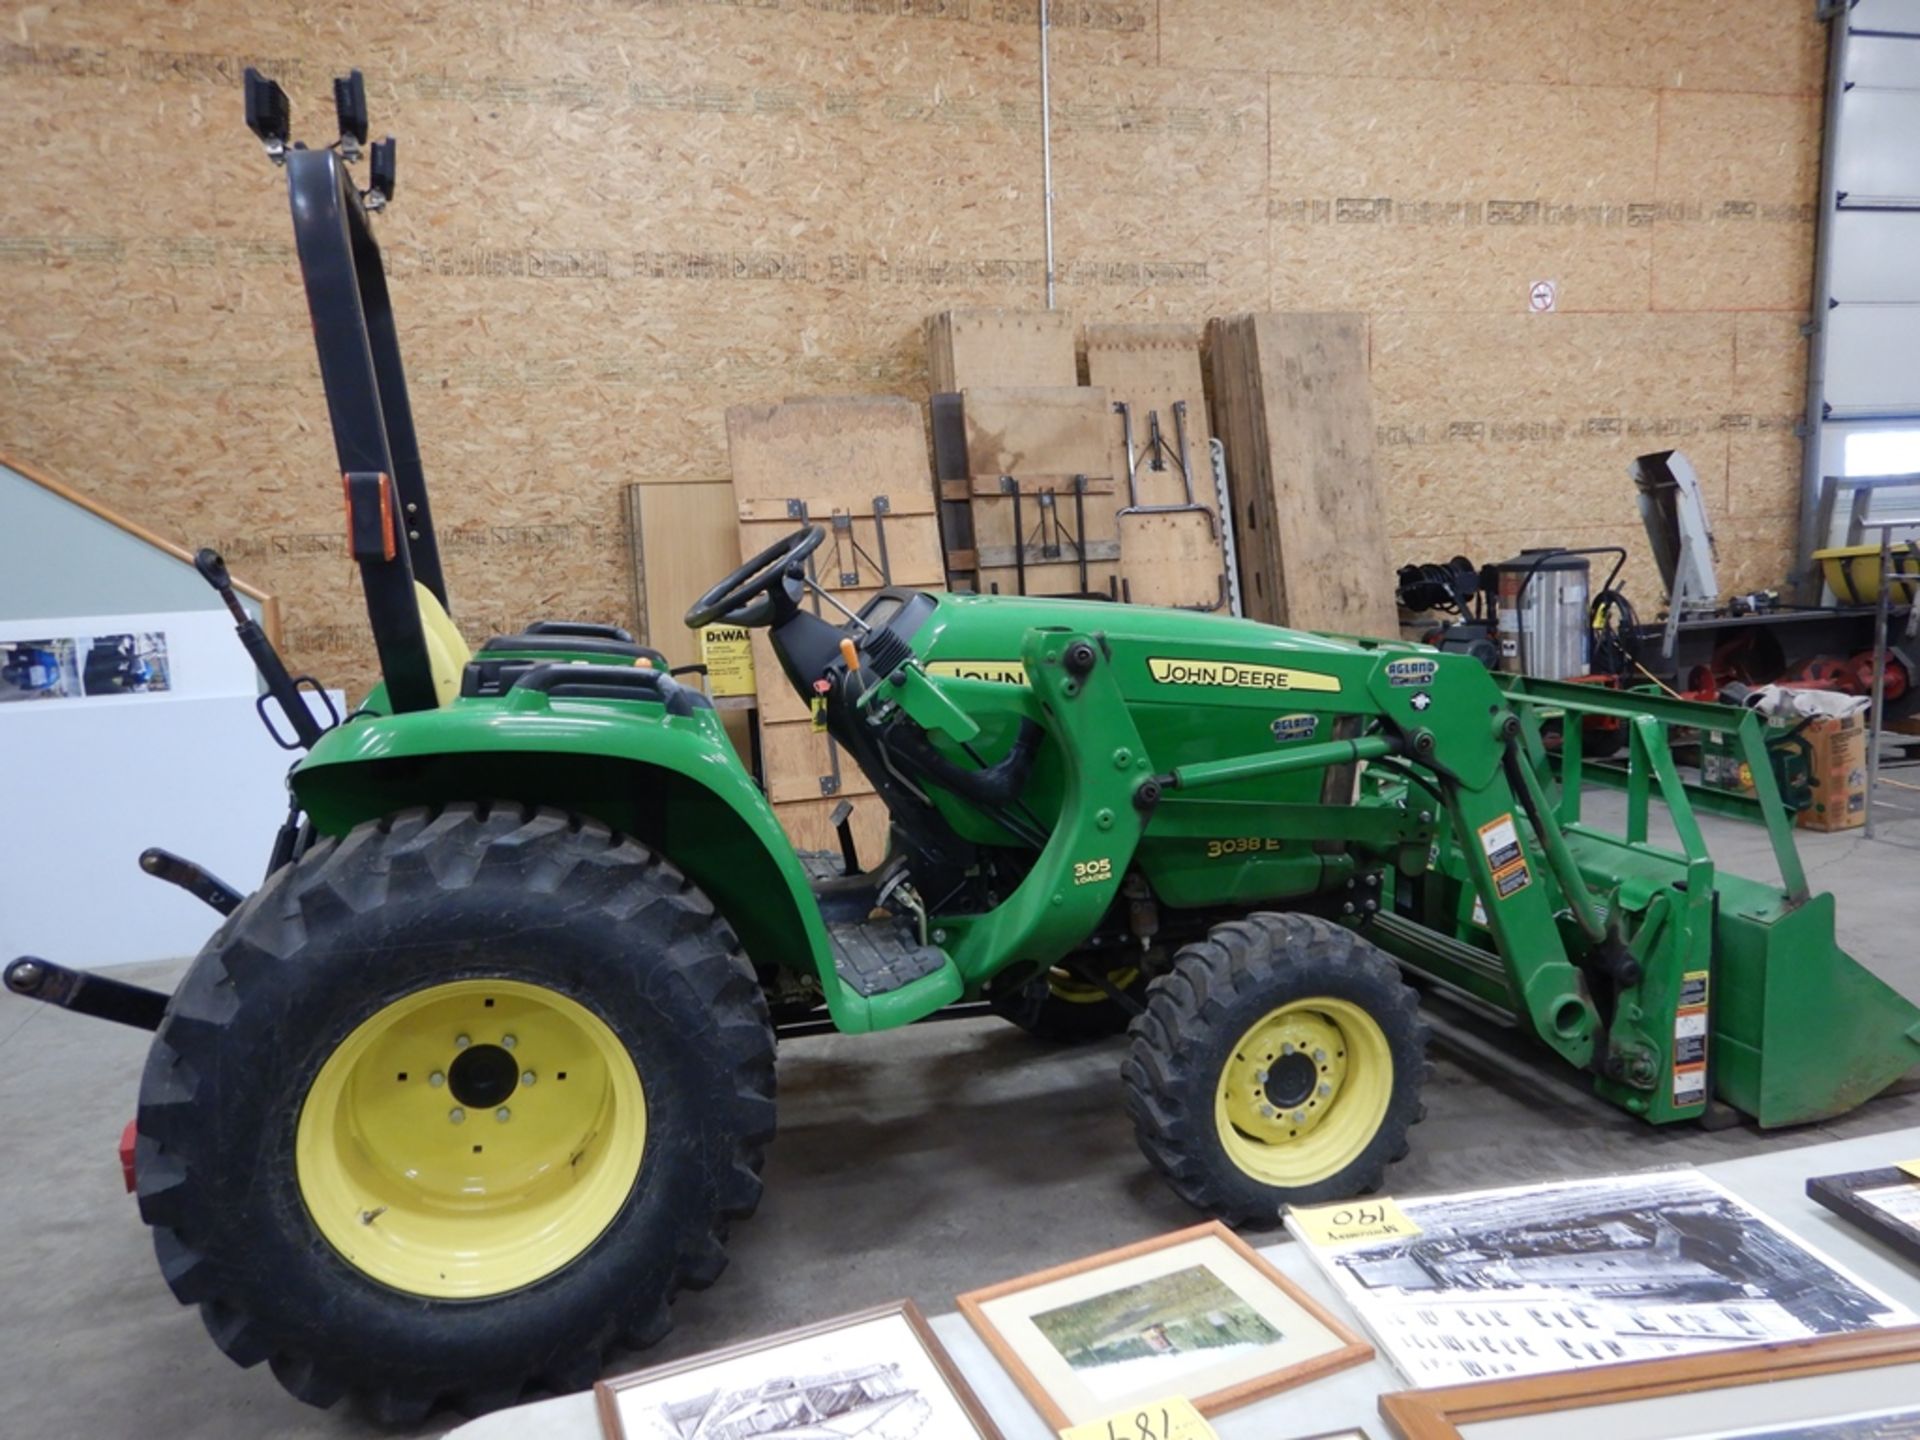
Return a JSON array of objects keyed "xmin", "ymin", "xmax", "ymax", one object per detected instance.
[{"xmin": 8, "ymin": 69, "xmax": 1920, "ymax": 1422}]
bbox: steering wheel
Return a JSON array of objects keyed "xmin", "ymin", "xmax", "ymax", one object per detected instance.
[{"xmin": 684, "ymin": 524, "xmax": 826, "ymax": 629}]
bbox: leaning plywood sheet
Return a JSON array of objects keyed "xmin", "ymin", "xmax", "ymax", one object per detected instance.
[
  {"xmin": 625, "ymin": 480, "xmax": 741, "ymax": 671},
  {"xmin": 1091, "ymin": 329, "xmax": 1231, "ymax": 612},
  {"xmin": 724, "ymin": 396, "xmax": 942, "ymax": 851},
  {"xmin": 726, "ymin": 397, "xmax": 935, "ymax": 512},
  {"xmin": 1085, "ymin": 324, "xmax": 1209, "ymax": 395},
  {"xmin": 1208, "ymin": 314, "xmax": 1398, "ymax": 636},
  {"xmin": 776, "ymin": 795, "xmax": 892, "ymax": 867},
  {"xmin": 927, "ymin": 310, "xmax": 1078, "ymax": 394},
  {"xmin": 959, "ymin": 386, "xmax": 1120, "ymax": 598},
  {"xmin": 760, "ymin": 715, "xmax": 873, "ymax": 805}
]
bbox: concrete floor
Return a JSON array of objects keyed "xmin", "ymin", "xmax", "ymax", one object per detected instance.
[{"xmin": 3, "ymin": 786, "xmax": 1918, "ymax": 1440}]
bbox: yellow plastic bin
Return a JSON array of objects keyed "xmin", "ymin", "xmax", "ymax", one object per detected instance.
[{"xmin": 1813, "ymin": 543, "xmax": 1920, "ymax": 604}]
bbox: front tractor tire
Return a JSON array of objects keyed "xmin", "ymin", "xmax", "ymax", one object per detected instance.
[
  {"xmin": 135, "ymin": 803, "xmax": 777, "ymax": 1422},
  {"xmin": 1123, "ymin": 913, "xmax": 1428, "ymax": 1227}
]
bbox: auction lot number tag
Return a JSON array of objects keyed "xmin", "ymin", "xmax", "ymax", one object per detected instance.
[
  {"xmin": 1289, "ymin": 1196, "xmax": 1422, "ymax": 1247},
  {"xmin": 1061, "ymin": 1396, "xmax": 1217, "ymax": 1440}
]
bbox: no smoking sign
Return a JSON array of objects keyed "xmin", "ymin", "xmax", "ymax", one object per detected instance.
[{"xmin": 1528, "ymin": 278, "xmax": 1558, "ymax": 313}]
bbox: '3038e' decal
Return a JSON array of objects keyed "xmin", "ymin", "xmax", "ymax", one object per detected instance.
[{"xmin": 1073, "ymin": 857, "xmax": 1114, "ymax": 886}]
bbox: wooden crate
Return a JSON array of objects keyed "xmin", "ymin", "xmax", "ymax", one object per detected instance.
[{"xmin": 1206, "ymin": 314, "xmax": 1398, "ymax": 635}]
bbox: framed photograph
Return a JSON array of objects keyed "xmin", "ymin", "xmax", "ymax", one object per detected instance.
[
  {"xmin": 1808, "ymin": 1168, "xmax": 1920, "ymax": 1268},
  {"xmin": 595, "ymin": 1300, "xmax": 1001, "ymax": 1440},
  {"xmin": 957, "ymin": 1221, "xmax": 1372, "ymax": 1429},
  {"xmin": 1379, "ymin": 1325, "xmax": 1920, "ymax": 1439},
  {"xmin": 1289, "ymin": 1168, "xmax": 1914, "ymax": 1387}
]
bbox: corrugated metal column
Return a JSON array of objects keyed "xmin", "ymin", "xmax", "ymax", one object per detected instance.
[{"xmin": 1796, "ymin": 0, "xmax": 1920, "ymax": 594}]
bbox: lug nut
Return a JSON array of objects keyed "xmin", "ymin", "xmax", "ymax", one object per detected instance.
[
  {"xmin": 454, "ymin": 1034, "xmax": 471, "ymax": 1050},
  {"xmin": 521, "ymin": 1071, "xmax": 536, "ymax": 1086},
  {"xmin": 1292, "ymin": 1109, "xmax": 1307, "ymax": 1124},
  {"xmin": 1260, "ymin": 1104, "xmax": 1276, "ymax": 1118},
  {"xmin": 495, "ymin": 1107, "xmax": 511, "ymax": 1122},
  {"xmin": 449, "ymin": 1108, "xmax": 465, "ymax": 1124},
  {"xmin": 501, "ymin": 1034, "xmax": 516, "ymax": 1050},
  {"xmin": 1313, "ymin": 1048, "xmax": 1327, "ymax": 1063},
  {"xmin": 429, "ymin": 1072, "xmax": 445, "ymax": 1088},
  {"xmin": 1318, "ymin": 1082, "xmax": 1332, "ymax": 1097},
  {"xmin": 1281, "ymin": 1042, "xmax": 1295, "ymax": 1056}
]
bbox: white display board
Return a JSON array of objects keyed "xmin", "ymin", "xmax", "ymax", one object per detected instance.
[{"xmin": 0, "ymin": 689, "xmax": 343, "ymax": 968}]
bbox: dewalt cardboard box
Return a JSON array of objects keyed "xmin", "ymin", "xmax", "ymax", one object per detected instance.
[{"xmin": 1797, "ymin": 712, "xmax": 1868, "ymax": 832}]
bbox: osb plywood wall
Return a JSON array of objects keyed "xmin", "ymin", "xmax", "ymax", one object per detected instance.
[{"xmin": 1, "ymin": 1, "xmax": 1821, "ymax": 693}]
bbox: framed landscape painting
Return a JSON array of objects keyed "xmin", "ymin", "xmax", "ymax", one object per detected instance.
[
  {"xmin": 958, "ymin": 1221, "xmax": 1372, "ymax": 1429},
  {"xmin": 595, "ymin": 1300, "xmax": 1001, "ymax": 1440}
]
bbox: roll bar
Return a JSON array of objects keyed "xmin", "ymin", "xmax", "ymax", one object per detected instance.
[{"xmin": 245, "ymin": 68, "xmax": 445, "ymax": 715}]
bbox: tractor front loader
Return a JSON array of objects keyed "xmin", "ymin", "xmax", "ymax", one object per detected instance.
[{"xmin": 7, "ymin": 69, "xmax": 1918, "ymax": 1422}]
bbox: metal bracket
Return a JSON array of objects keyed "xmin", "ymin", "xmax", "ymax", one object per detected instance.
[
  {"xmin": 1114, "ymin": 400, "xmax": 1217, "ymax": 536},
  {"xmin": 5, "ymin": 957, "xmax": 169, "ymax": 1032}
]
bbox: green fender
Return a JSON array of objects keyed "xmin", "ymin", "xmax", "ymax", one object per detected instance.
[{"xmin": 287, "ymin": 685, "xmax": 874, "ymax": 1029}]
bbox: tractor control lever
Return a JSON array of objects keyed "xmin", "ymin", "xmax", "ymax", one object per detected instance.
[{"xmin": 194, "ymin": 548, "xmax": 336, "ymax": 750}]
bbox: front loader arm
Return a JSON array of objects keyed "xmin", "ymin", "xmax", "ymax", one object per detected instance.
[{"xmin": 933, "ymin": 628, "xmax": 1158, "ymax": 988}]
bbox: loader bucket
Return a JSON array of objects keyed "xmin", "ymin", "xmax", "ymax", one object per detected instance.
[
  {"xmin": 1710, "ymin": 880, "xmax": 1920, "ymax": 1127},
  {"xmin": 1497, "ymin": 674, "xmax": 1920, "ymax": 1128}
]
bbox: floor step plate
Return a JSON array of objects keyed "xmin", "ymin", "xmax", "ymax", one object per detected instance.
[{"xmin": 826, "ymin": 918, "xmax": 949, "ymax": 998}]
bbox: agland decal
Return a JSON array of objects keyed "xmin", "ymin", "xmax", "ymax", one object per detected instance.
[
  {"xmin": 926, "ymin": 659, "xmax": 1029, "ymax": 685},
  {"xmin": 1385, "ymin": 657, "xmax": 1438, "ymax": 688},
  {"xmin": 1271, "ymin": 713, "xmax": 1319, "ymax": 743},
  {"xmin": 1147, "ymin": 657, "xmax": 1341, "ymax": 693}
]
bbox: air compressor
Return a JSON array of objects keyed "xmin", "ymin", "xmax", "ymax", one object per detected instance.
[{"xmin": 1490, "ymin": 548, "xmax": 1625, "ymax": 681}]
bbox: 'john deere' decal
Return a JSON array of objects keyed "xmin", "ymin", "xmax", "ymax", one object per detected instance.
[
  {"xmin": 1386, "ymin": 657, "xmax": 1439, "ymax": 687},
  {"xmin": 926, "ymin": 659, "xmax": 1029, "ymax": 685},
  {"xmin": 1147, "ymin": 657, "xmax": 1341, "ymax": 693}
]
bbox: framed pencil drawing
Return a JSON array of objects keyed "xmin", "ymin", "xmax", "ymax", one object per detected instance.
[
  {"xmin": 595, "ymin": 1299, "xmax": 1001, "ymax": 1440},
  {"xmin": 958, "ymin": 1221, "xmax": 1372, "ymax": 1429}
]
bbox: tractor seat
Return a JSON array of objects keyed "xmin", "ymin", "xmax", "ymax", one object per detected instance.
[{"xmin": 479, "ymin": 620, "xmax": 668, "ymax": 670}]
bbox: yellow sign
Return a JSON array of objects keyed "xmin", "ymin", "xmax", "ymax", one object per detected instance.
[
  {"xmin": 699, "ymin": 624, "xmax": 755, "ymax": 698},
  {"xmin": 1898, "ymin": 1159, "xmax": 1920, "ymax": 1182},
  {"xmin": 1146, "ymin": 657, "xmax": 1341, "ymax": 693},
  {"xmin": 926, "ymin": 659, "xmax": 1029, "ymax": 685},
  {"xmin": 1059, "ymin": 1396, "xmax": 1218, "ymax": 1440},
  {"xmin": 1288, "ymin": 1196, "xmax": 1422, "ymax": 1247}
]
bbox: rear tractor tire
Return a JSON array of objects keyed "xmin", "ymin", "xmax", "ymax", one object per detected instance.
[
  {"xmin": 1123, "ymin": 912, "xmax": 1428, "ymax": 1227},
  {"xmin": 135, "ymin": 802, "xmax": 777, "ymax": 1421}
]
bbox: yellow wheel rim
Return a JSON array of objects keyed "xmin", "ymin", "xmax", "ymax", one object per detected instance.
[
  {"xmin": 1213, "ymin": 997, "xmax": 1392, "ymax": 1189},
  {"xmin": 295, "ymin": 979, "xmax": 646, "ymax": 1299},
  {"xmin": 1047, "ymin": 966, "xmax": 1140, "ymax": 1005}
]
